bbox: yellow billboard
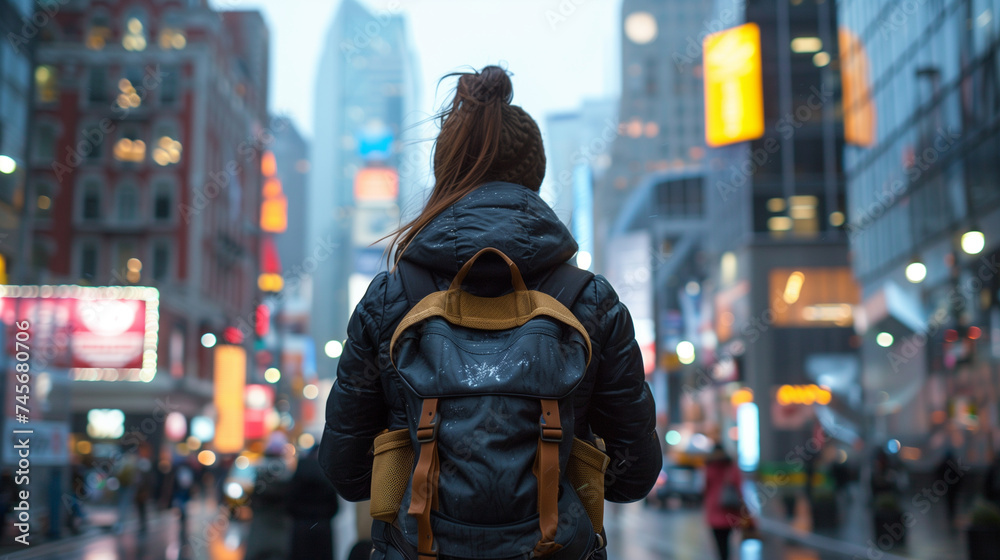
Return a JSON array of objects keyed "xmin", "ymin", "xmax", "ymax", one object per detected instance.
[
  {"xmin": 704, "ymin": 23, "xmax": 765, "ymax": 147},
  {"xmin": 839, "ymin": 28, "xmax": 876, "ymax": 147},
  {"xmin": 214, "ymin": 344, "xmax": 247, "ymax": 453}
]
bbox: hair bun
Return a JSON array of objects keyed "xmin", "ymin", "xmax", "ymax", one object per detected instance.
[{"xmin": 456, "ymin": 65, "xmax": 513, "ymax": 106}]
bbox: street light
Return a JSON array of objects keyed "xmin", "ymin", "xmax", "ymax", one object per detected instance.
[
  {"xmin": 264, "ymin": 367, "xmax": 281, "ymax": 383},
  {"xmin": 324, "ymin": 340, "xmax": 344, "ymax": 359},
  {"xmin": 876, "ymin": 332, "xmax": 894, "ymax": 348},
  {"xmin": 676, "ymin": 341, "xmax": 696, "ymax": 364},
  {"xmin": 0, "ymin": 155, "xmax": 16, "ymax": 174},
  {"xmin": 961, "ymin": 230, "xmax": 985, "ymax": 255},
  {"xmin": 905, "ymin": 260, "xmax": 926, "ymax": 283}
]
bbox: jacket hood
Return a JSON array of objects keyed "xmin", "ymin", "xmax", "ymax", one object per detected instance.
[{"xmin": 400, "ymin": 182, "xmax": 578, "ymax": 282}]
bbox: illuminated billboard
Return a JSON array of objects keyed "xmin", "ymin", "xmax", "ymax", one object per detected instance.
[
  {"xmin": 260, "ymin": 151, "xmax": 287, "ymax": 233},
  {"xmin": 0, "ymin": 285, "xmax": 159, "ymax": 382},
  {"xmin": 354, "ymin": 167, "xmax": 399, "ymax": 203},
  {"xmin": 214, "ymin": 344, "xmax": 246, "ymax": 454},
  {"xmin": 768, "ymin": 268, "xmax": 860, "ymax": 327},
  {"xmin": 704, "ymin": 23, "xmax": 765, "ymax": 147},
  {"xmin": 839, "ymin": 28, "xmax": 876, "ymax": 147}
]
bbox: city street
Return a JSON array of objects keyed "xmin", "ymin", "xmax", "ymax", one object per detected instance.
[{"xmin": 0, "ymin": 499, "xmax": 865, "ymax": 560}]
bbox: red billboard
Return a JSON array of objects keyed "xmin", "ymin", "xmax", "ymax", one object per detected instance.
[{"xmin": 1, "ymin": 286, "xmax": 158, "ymax": 378}]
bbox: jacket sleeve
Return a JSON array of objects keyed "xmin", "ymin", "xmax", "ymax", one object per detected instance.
[
  {"xmin": 319, "ymin": 272, "xmax": 390, "ymax": 502},
  {"xmin": 585, "ymin": 276, "xmax": 663, "ymax": 503}
]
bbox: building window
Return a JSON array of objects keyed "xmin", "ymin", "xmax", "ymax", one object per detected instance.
[
  {"xmin": 79, "ymin": 243, "xmax": 98, "ymax": 280},
  {"xmin": 152, "ymin": 243, "xmax": 170, "ymax": 281},
  {"xmin": 80, "ymin": 123, "xmax": 103, "ymax": 162},
  {"xmin": 159, "ymin": 29, "xmax": 186, "ymax": 50},
  {"xmin": 115, "ymin": 184, "xmax": 138, "ymax": 222},
  {"xmin": 116, "ymin": 67, "xmax": 146, "ymax": 109},
  {"xmin": 153, "ymin": 183, "xmax": 173, "ymax": 221},
  {"xmin": 33, "ymin": 123, "xmax": 56, "ymax": 161},
  {"xmin": 161, "ymin": 65, "xmax": 179, "ymax": 104},
  {"xmin": 81, "ymin": 181, "xmax": 101, "ymax": 221},
  {"xmin": 123, "ymin": 12, "xmax": 147, "ymax": 51},
  {"xmin": 88, "ymin": 66, "xmax": 106, "ymax": 104},
  {"xmin": 113, "ymin": 127, "xmax": 145, "ymax": 163},
  {"xmin": 35, "ymin": 65, "xmax": 58, "ymax": 103},
  {"xmin": 86, "ymin": 14, "xmax": 111, "ymax": 50},
  {"xmin": 113, "ymin": 242, "xmax": 138, "ymax": 278},
  {"xmin": 152, "ymin": 124, "xmax": 182, "ymax": 166}
]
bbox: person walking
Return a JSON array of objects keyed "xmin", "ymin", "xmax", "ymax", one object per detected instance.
[
  {"xmin": 703, "ymin": 443, "xmax": 747, "ymax": 560},
  {"xmin": 319, "ymin": 65, "xmax": 661, "ymax": 559},
  {"xmin": 244, "ymin": 432, "xmax": 293, "ymax": 560},
  {"xmin": 286, "ymin": 444, "xmax": 339, "ymax": 560}
]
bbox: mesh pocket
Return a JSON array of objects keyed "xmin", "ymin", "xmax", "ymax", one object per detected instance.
[
  {"xmin": 370, "ymin": 428, "xmax": 414, "ymax": 523},
  {"xmin": 566, "ymin": 438, "xmax": 611, "ymax": 534}
]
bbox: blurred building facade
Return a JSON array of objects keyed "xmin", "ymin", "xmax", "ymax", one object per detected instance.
[
  {"xmin": 310, "ymin": 0, "xmax": 420, "ymax": 379},
  {"xmin": 839, "ymin": 0, "xmax": 1000, "ymax": 466},
  {"xmin": 696, "ymin": 0, "xmax": 861, "ymax": 474},
  {"xmin": 596, "ymin": 0, "xmax": 715, "ymax": 268},
  {"xmin": 0, "ymin": 0, "xmax": 34, "ymax": 283},
  {"xmin": 543, "ymin": 98, "xmax": 617, "ymax": 230},
  {"xmin": 20, "ymin": 0, "xmax": 269, "ymax": 475},
  {"xmin": 258, "ymin": 115, "xmax": 321, "ymax": 437}
]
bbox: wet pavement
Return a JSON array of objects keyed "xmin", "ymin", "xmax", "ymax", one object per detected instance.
[{"xmin": 0, "ymin": 497, "xmax": 908, "ymax": 560}]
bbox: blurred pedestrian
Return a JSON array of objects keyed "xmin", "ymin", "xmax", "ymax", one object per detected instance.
[
  {"xmin": 162, "ymin": 456, "xmax": 198, "ymax": 539},
  {"xmin": 935, "ymin": 449, "xmax": 961, "ymax": 527},
  {"xmin": 134, "ymin": 453, "xmax": 153, "ymax": 534},
  {"xmin": 983, "ymin": 450, "xmax": 1000, "ymax": 508},
  {"xmin": 703, "ymin": 443, "xmax": 748, "ymax": 560},
  {"xmin": 870, "ymin": 448, "xmax": 900, "ymax": 499},
  {"xmin": 0, "ymin": 469, "xmax": 17, "ymax": 538},
  {"xmin": 286, "ymin": 444, "xmax": 339, "ymax": 560},
  {"xmin": 66, "ymin": 456, "xmax": 90, "ymax": 534},
  {"xmin": 245, "ymin": 432, "xmax": 293, "ymax": 560},
  {"xmin": 113, "ymin": 453, "xmax": 138, "ymax": 533}
]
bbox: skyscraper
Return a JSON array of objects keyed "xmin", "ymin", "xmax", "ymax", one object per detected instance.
[
  {"xmin": 309, "ymin": 0, "xmax": 420, "ymax": 379},
  {"xmin": 838, "ymin": 0, "xmax": 1000, "ymax": 460},
  {"xmin": 597, "ymin": 0, "xmax": 716, "ymax": 267}
]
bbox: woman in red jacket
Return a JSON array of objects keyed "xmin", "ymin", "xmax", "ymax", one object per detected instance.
[{"xmin": 703, "ymin": 443, "xmax": 747, "ymax": 560}]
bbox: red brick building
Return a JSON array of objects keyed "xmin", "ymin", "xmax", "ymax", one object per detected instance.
[{"xmin": 26, "ymin": 0, "xmax": 269, "ymax": 424}]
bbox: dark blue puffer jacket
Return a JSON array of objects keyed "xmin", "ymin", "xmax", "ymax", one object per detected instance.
[{"xmin": 319, "ymin": 181, "xmax": 661, "ymax": 508}]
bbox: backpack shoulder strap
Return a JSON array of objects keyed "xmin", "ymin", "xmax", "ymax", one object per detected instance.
[
  {"xmin": 396, "ymin": 260, "xmax": 439, "ymax": 307},
  {"xmin": 538, "ymin": 263, "xmax": 594, "ymax": 310}
]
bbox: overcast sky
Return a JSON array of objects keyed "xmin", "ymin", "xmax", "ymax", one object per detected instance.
[{"xmin": 211, "ymin": 0, "xmax": 623, "ymax": 142}]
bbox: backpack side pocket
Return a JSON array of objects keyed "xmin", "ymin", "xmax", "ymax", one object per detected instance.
[
  {"xmin": 566, "ymin": 438, "xmax": 611, "ymax": 534},
  {"xmin": 371, "ymin": 428, "xmax": 414, "ymax": 523}
]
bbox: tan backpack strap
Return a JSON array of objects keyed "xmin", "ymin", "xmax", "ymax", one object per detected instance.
[
  {"xmin": 408, "ymin": 398, "xmax": 440, "ymax": 559},
  {"xmin": 533, "ymin": 399, "xmax": 564, "ymax": 557}
]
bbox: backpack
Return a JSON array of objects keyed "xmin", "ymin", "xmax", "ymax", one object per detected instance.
[{"xmin": 373, "ymin": 248, "xmax": 608, "ymax": 559}]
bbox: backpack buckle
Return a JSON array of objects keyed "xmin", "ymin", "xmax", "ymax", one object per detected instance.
[
  {"xmin": 539, "ymin": 426, "xmax": 563, "ymax": 443},
  {"xmin": 416, "ymin": 418, "xmax": 439, "ymax": 443}
]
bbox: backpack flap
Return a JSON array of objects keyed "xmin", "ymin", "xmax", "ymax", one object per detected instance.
[{"xmin": 388, "ymin": 248, "xmax": 596, "ymax": 559}]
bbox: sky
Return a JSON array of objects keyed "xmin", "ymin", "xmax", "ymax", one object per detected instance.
[{"xmin": 211, "ymin": 0, "xmax": 623, "ymax": 142}]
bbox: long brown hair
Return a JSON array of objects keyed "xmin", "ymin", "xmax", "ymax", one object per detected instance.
[{"xmin": 385, "ymin": 65, "xmax": 535, "ymax": 267}]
